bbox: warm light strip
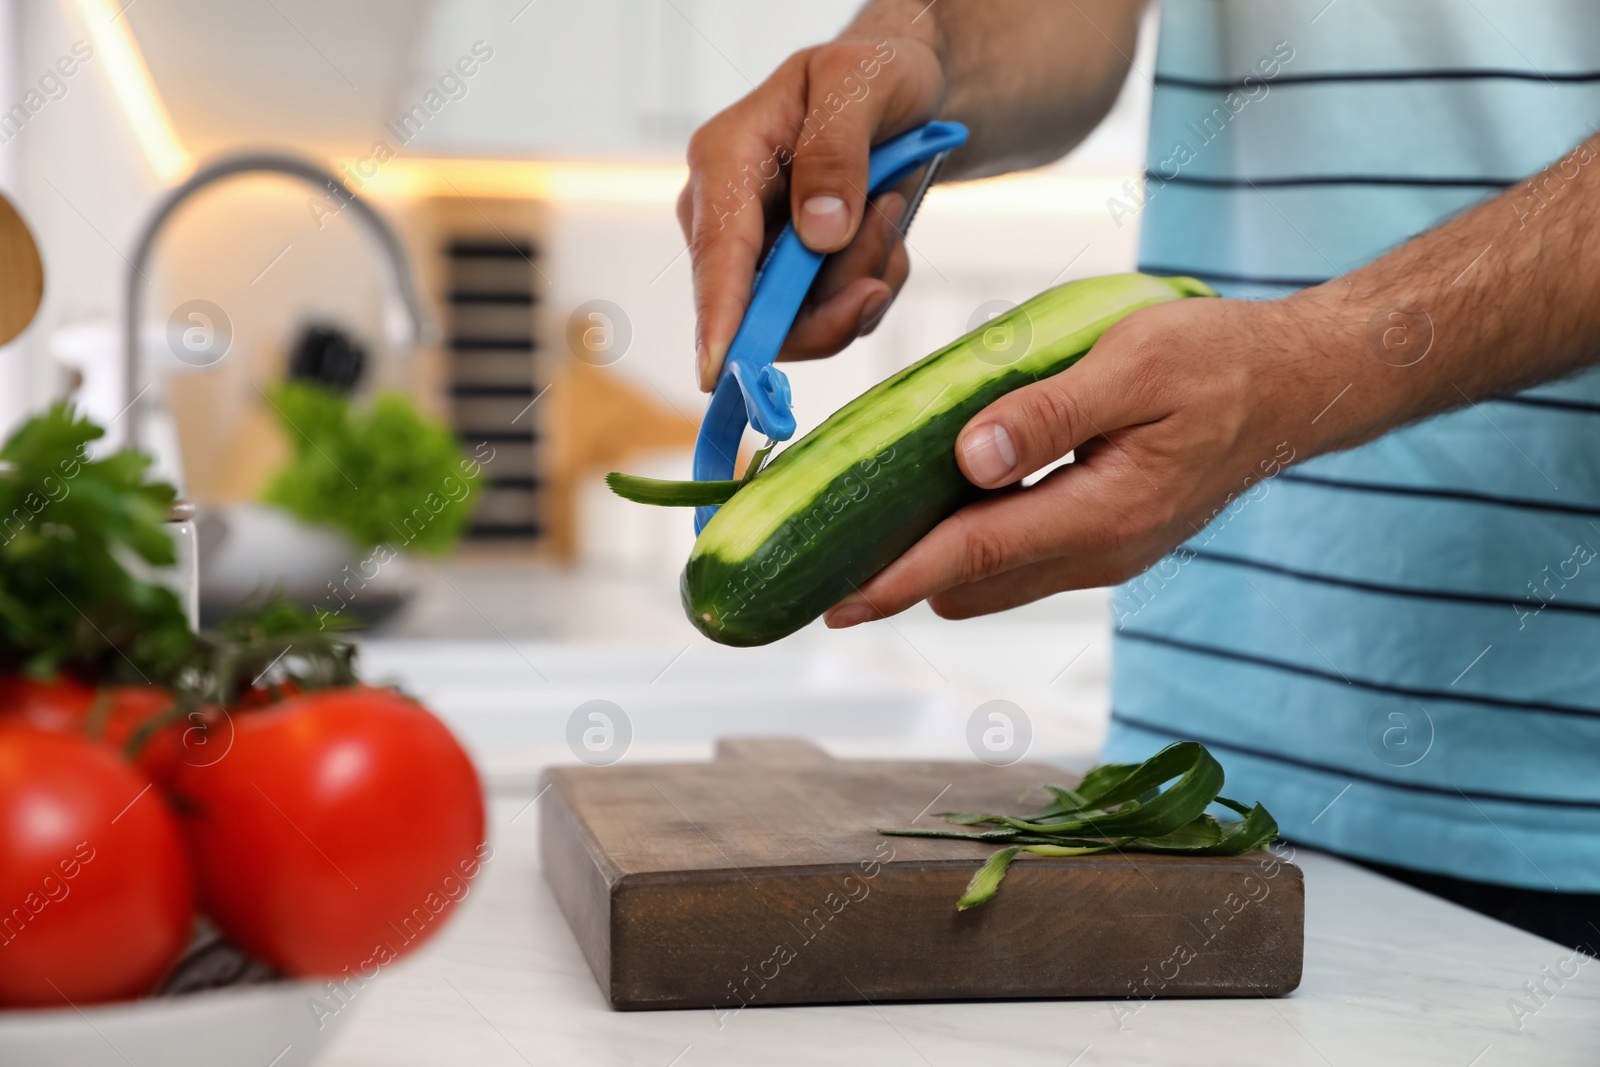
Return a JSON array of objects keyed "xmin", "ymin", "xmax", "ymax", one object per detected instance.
[
  {"xmin": 346, "ymin": 157, "xmax": 685, "ymax": 204},
  {"xmin": 347, "ymin": 156, "xmax": 1122, "ymax": 216},
  {"xmin": 68, "ymin": 0, "xmax": 191, "ymax": 182}
]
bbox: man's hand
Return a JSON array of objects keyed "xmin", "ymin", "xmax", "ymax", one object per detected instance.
[
  {"xmin": 677, "ymin": 0, "xmax": 1145, "ymax": 392},
  {"xmin": 678, "ymin": 33, "xmax": 946, "ymax": 391},
  {"xmin": 828, "ymin": 127, "xmax": 1600, "ymax": 628},
  {"xmin": 824, "ymin": 295, "xmax": 1344, "ymax": 625}
]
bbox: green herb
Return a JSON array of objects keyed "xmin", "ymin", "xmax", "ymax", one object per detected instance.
[
  {"xmin": 261, "ymin": 381, "xmax": 478, "ymax": 554},
  {"xmin": 199, "ymin": 595, "xmax": 358, "ymax": 706},
  {"xmin": 0, "ymin": 404, "xmax": 360, "ymax": 723},
  {"xmin": 880, "ymin": 742, "xmax": 1278, "ymax": 910},
  {"xmin": 604, "ymin": 471, "xmax": 742, "ymax": 507},
  {"xmin": 0, "ymin": 403, "xmax": 190, "ymax": 681},
  {"xmin": 123, "ymin": 596, "xmax": 360, "ymax": 759}
]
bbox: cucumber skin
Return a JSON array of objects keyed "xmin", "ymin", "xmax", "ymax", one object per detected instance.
[{"xmin": 682, "ymin": 274, "xmax": 1214, "ymax": 646}]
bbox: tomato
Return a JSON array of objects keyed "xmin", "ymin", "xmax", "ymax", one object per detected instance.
[
  {"xmin": 0, "ymin": 726, "xmax": 195, "ymax": 1007},
  {"xmin": 235, "ymin": 679, "xmax": 302, "ymax": 708},
  {"xmin": 0, "ymin": 674, "xmax": 97, "ymax": 730},
  {"xmin": 1, "ymin": 675, "xmax": 184, "ymax": 782},
  {"xmin": 169, "ymin": 686, "xmax": 486, "ymax": 977}
]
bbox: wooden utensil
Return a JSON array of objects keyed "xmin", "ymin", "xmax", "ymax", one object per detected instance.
[
  {"xmin": 0, "ymin": 192, "xmax": 42, "ymax": 346},
  {"xmin": 541, "ymin": 738, "xmax": 1304, "ymax": 1011}
]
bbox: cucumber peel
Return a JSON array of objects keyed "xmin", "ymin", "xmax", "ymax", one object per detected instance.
[
  {"xmin": 606, "ymin": 430, "xmax": 779, "ymax": 508},
  {"xmin": 881, "ymin": 741, "xmax": 1279, "ymax": 910},
  {"xmin": 605, "ymin": 472, "xmax": 742, "ymax": 507}
]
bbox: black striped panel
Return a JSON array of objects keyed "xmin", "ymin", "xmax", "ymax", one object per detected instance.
[
  {"xmin": 448, "ymin": 290, "xmax": 537, "ymax": 305},
  {"xmin": 1116, "ymin": 629, "xmax": 1600, "ymax": 720},
  {"xmin": 447, "ymin": 238, "xmax": 535, "ymax": 258},
  {"xmin": 448, "ymin": 337, "xmax": 537, "ymax": 352},
  {"xmin": 1112, "ymin": 711, "xmax": 1600, "ymax": 810},
  {"xmin": 459, "ymin": 430, "xmax": 538, "ymax": 443},
  {"xmin": 449, "ymin": 383, "xmax": 536, "ymax": 398},
  {"xmin": 468, "ymin": 522, "xmax": 543, "ymax": 537}
]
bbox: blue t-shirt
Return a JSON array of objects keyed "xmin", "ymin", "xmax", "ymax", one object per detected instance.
[{"xmin": 1103, "ymin": 0, "xmax": 1600, "ymax": 891}]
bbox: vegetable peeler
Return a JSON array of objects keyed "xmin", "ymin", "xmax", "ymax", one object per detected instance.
[{"xmin": 692, "ymin": 120, "xmax": 969, "ymax": 533}]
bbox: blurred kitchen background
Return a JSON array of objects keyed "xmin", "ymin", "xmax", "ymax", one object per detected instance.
[{"xmin": 3, "ymin": 0, "xmax": 1159, "ymax": 778}]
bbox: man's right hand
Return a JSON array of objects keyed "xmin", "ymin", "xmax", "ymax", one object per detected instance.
[{"xmin": 677, "ymin": 31, "xmax": 947, "ymax": 391}]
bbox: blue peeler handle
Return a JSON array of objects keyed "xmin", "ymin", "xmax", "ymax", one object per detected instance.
[{"xmin": 692, "ymin": 120, "xmax": 969, "ymax": 533}]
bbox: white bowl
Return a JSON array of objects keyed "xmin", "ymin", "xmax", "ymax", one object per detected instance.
[{"xmin": 0, "ymin": 979, "xmax": 351, "ymax": 1067}]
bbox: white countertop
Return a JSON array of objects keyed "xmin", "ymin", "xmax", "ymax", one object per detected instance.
[
  {"xmin": 317, "ymin": 607, "xmax": 1600, "ymax": 1066},
  {"xmin": 319, "ymin": 786, "xmax": 1600, "ymax": 1067}
]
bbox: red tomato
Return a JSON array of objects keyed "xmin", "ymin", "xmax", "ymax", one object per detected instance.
[
  {"xmin": 169, "ymin": 686, "xmax": 486, "ymax": 977},
  {"xmin": 91, "ymin": 686, "xmax": 179, "ymax": 751},
  {"xmin": 0, "ymin": 726, "xmax": 195, "ymax": 1007},
  {"xmin": 1, "ymin": 675, "xmax": 184, "ymax": 782},
  {"xmin": 235, "ymin": 679, "xmax": 302, "ymax": 708},
  {"xmin": 0, "ymin": 674, "xmax": 97, "ymax": 731}
]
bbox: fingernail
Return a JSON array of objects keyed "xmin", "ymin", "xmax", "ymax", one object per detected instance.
[
  {"xmin": 825, "ymin": 600, "xmax": 875, "ymax": 628},
  {"xmin": 961, "ymin": 424, "xmax": 1017, "ymax": 486},
  {"xmin": 799, "ymin": 195, "xmax": 848, "ymax": 249},
  {"xmin": 858, "ymin": 292, "xmax": 891, "ymax": 335},
  {"xmin": 698, "ymin": 339, "xmax": 727, "ymax": 392}
]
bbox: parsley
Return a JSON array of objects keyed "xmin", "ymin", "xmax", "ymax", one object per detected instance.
[
  {"xmin": 0, "ymin": 405, "xmax": 360, "ymax": 710},
  {"xmin": 0, "ymin": 404, "xmax": 189, "ymax": 681},
  {"xmin": 260, "ymin": 382, "xmax": 479, "ymax": 554}
]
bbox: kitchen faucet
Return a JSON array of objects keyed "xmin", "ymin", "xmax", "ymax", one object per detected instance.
[{"xmin": 121, "ymin": 152, "xmax": 436, "ymax": 463}]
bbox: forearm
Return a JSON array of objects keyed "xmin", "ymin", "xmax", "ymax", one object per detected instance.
[
  {"xmin": 1296, "ymin": 133, "xmax": 1600, "ymax": 457},
  {"xmin": 843, "ymin": 0, "xmax": 1146, "ymax": 178}
]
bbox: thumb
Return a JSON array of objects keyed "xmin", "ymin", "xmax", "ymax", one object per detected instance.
[{"xmin": 954, "ymin": 351, "xmax": 1142, "ymax": 489}]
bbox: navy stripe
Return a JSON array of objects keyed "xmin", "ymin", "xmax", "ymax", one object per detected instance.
[
  {"xmin": 1495, "ymin": 394, "xmax": 1600, "ymax": 415},
  {"xmin": 1279, "ymin": 471, "xmax": 1600, "ymax": 521},
  {"xmin": 1112, "ymin": 711, "xmax": 1600, "ymax": 810},
  {"xmin": 1135, "ymin": 263, "xmax": 1328, "ymax": 288},
  {"xmin": 1155, "ymin": 68, "xmax": 1600, "ymax": 91},
  {"xmin": 1145, "ymin": 170, "xmax": 1516, "ymax": 190},
  {"xmin": 1183, "ymin": 546, "xmax": 1600, "ymax": 618},
  {"xmin": 1116, "ymin": 629, "xmax": 1600, "ymax": 720}
]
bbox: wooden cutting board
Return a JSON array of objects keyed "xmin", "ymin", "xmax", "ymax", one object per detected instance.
[{"xmin": 540, "ymin": 738, "xmax": 1303, "ymax": 1011}]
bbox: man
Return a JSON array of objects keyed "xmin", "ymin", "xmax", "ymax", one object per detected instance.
[{"xmin": 678, "ymin": 0, "xmax": 1600, "ymax": 949}]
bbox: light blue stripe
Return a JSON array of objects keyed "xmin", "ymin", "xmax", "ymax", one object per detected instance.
[
  {"xmin": 1155, "ymin": 0, "xmax": 1600, "ymax": 80},
  {"xmin": 1299, "ymin": 403, "xmax": 1600, "ymax": 505},
  {"xmin": 1115, "ymin": 556, "xmax": 1600, "ymax": 710},
  {"xmin": 1147, "ymin": 80, "xmax": 1600, "ymax": 180},
  {"xmin": 1195, "ymin": 473, "xmax": 1600, "ymax": 600},
  {"xmin": 1108, "ymin": 638, "xmax": 1600, "ymax": 804},
  {"xmin": 1138, "ymin": 182, "xmax": 1504, "ymax": 279}
]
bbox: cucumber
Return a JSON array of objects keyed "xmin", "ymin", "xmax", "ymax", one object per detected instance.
[{"xmin": 681, "ymin": 273, "xmax": 1216, "ymax": 646}]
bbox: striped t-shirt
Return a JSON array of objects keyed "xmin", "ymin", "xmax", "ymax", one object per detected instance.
[{"xmin": 1102, "ymin": 0, "xmax": 1600, "ymax": 891}]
